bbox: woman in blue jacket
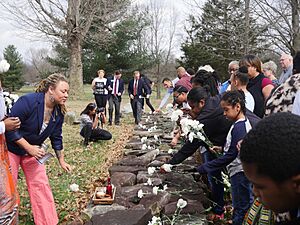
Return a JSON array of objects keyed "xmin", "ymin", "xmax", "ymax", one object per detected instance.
[{"xmin": 6, "ymin": 73, "xmax": 71, "ymax": 225}]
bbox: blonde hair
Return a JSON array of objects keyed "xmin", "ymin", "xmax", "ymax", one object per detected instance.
[
  {"xmin": 176, "ymin": 66, "xmax": 186, "ymax": 73},
  {"xmin": 98, "ymin": 69, "xmax": 105, "ymax": 74},
  {"xmin": 36, "ymin": 73, "xmax": 68, "ymax": 115}
]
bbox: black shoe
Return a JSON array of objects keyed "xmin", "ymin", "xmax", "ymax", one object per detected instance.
[{"xmin": 108, "ymin": 122, "xmax": 112, "ymax": 126}]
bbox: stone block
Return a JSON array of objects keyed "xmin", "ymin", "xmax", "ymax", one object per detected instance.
[{"xmin": 111, "ymin": 172, "xmax": 136, "ymax": 187}]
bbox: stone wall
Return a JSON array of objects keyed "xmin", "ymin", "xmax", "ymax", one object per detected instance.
[{"xmin": 83, "ymin": 113, "xmax": 210, "ymax": 225}]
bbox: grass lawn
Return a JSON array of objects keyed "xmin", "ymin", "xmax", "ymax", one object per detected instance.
[{"xmin": 14, "ymin": 84, "xmax": 169, "ymax": 224}]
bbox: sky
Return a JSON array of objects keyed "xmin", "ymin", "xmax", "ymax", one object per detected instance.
[{"xmin": 0, "ymin": 0, "xmax": 203, "ymax": 61}]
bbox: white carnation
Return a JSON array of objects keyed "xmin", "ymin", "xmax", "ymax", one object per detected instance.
[
  {"xmin": 0, "ymin": 60, "xmax": 10, "ymax": 73},
  {"xmin": 170, "ymin": 109, "xmax": 183, "ymax": 121},
  {"xmin": 177, "ymin": 198, "xmax": 188, "ymax": 209},
  {"xmin": 69, "ymin": 183, "xmax": 79, "ymax": 192},
  {"xmin": 147, "ymin": 167, "xmax": 156, "ymax": 176},
  {"xmin": 161, "ymin": 164, "xmax": 173, "ymax": 172},
  {"xmin": 141, "ymin": 137, "xmax": 147, "ymax": 143},
  {"xmin": 152, "ymin": 186, "xmax": 159, "ymax": 195},
  {"xmin": 138, "ymin": 189, "xmax": 144, "ymax": 198}
]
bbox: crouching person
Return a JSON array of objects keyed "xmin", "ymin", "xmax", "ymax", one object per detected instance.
[{"xmin": 80, "ymin": 103, "xmax": 112, "ymax": 146}]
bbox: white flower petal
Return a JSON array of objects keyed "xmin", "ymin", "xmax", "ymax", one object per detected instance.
[
  {"xmin": 177, "ymin": 198, "xmax": 187, "ymax": 209},
  {"xmin": 138, "ymin": 189, "xmax": 144, "ymax": 198},
  {"xmin": 153, "ymin": 186, "xmax": 159, "ymax": 195}
]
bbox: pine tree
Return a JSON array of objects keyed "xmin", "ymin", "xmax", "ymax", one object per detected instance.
[
  {"xmin": 2, "ymin": 45, "xmax": 24, "ymax": 91},
  {"xmin": 179, "ymin": 0, "xmax": 267, "ymax": 81}
]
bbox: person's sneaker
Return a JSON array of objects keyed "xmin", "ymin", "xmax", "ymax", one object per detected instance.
[{"xmin": 108, "ymin": 121, "xmax": 112, "ymax": 126}]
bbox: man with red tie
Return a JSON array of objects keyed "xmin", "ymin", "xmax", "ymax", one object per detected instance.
[
  {"xmin": 128, "ymin": 71, "xmax": 150, "ymax": 125},
  {"xmin": 107, "ymin": 70, "xmax": 124, "ymax": 125}
]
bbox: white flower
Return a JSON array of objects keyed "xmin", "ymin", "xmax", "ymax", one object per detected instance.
[
  {"xmin": 177, "ymin": 198, "xmax": 187, "ymax": 209},
  {"xmin": 198, "ymin": 65, "xmax": 214, "ymax": 73},
  {"xmin": 148, "ymin": 167, "xmax": 156, "ymax": 176},
  {"xmin": 141, "ymin": 137, "xmax": 147, "ymax": 143},
  {"xmin": 161, "ymin": 164, "xmax": 173, "ymax": 172},
  {"xmin": 138, "ymin": 189, "xmax": 144, "ymax": 198},
  {"xmin": 142, "ymin": 144, "xmax": 148, "ymax": 150},
  {"xmin": 69, "ymin": 183, "xmax": 79, "ymax": 192},
  {"xmin": 168, "ymin": 149, "xmax": 175, "ymax": 154},
  {"xmin": 166, "ymin": 103, "xmax": 173, "ymax": 110},
  {"xmin": 153, "ymin": 186, "xmax": 159, "ymax": 195},
  {"xmin": 170, "ymin": 109, "xmax": 183, "ymax": 121},
  {"xmin": 0, "ymin": 60, "xmax": 10, "ymax": 73},
  {"xmin": 163, "ymin": 184, "xmax": 168, "ymax": 191},
  {"xmin": 148, "ymin": 216, "xmax": 162, "ymax": 225},
  {"xmin": 188, "ymin": 132, "xmax": 195, "ymax": 142},
  {"xmin": 154, "ymin": 135, "xmax": 159, "ymax": 141},
  {"xmin": 146, "ymin": 178, "xmax": 153, "ymax": 186}
]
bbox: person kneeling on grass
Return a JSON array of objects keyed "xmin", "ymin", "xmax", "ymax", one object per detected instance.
[
  {"xmin": 79, "ymin": 103, "xmax": 112, "ymax": 146},
  {"xmin": 241, "ymin": 112, "xmax": 300, "ymax": 225}
]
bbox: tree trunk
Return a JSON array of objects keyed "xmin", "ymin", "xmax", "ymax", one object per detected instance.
[
  {"xmin": 291, "ymin": 0, "xmax": 300, "ymax": 55},
  {"xmin": 68, "ymin": 36, "xmax": 84, "ymax": 99}
]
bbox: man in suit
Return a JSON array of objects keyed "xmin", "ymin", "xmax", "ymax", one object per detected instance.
[
  {"xmin": 107, "ymin": 70, "xmax": 124, "ymax": 125},
  {"xmin": 128, "ymin": 71, "xmax": 150, "ymax": 125}
]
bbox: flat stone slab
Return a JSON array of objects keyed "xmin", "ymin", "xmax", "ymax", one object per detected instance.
[
  {"xmin": 85, "ymin": 209, "xmax": 152, "ymax": 225},
  {"xmin": 109, "ymin": 165, "xmax": 147, "ymax": 175},
  {"xmin": 111, "ymin": 172, "xmax": 136, "ymax": 187},
  {"xmin": 83, "ymin": 203, "xmax": 126, "ymax": 219}
]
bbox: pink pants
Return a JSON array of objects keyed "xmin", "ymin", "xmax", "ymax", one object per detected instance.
[{"xmin": 8, "ymin": 152, "xmax": 58, "ymax": 225}]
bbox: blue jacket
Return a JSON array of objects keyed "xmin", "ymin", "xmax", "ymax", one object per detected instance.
[{"xmin": 6, "ymin": 92, "xmax": 64, "ymax": 156}]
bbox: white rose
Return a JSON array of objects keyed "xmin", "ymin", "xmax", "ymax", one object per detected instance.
[
  {"xmin": 147, "ymin": 167, "xmax": 156, "ymax": 176},
  {"xmin": 69, "ymin": 183, "xmax": 79, "ymax": 192},
  {"xmin": 176, "ymin": 198, "xmax": 187, "ymax": 209},
  {"xmin": 137, "ymin": 189, "xmax": 144, "ymax": 198},
  {"xmin": 0, "ymin": 60, "xmax": 10, "ymax": 73},
  {"xmin": 161, "ymin": 164, "xmax": 173, "ymax": 172},
  {"xmin": 141, "ymin": 137, "xmax": 147, "ymax": 143},
  {"xmin": 152, "ymin": 186, "xmax": 159, "ymax": 195}
]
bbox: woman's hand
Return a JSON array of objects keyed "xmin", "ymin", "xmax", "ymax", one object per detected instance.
[
  {"xmin": 27, "ymin": 145, "xmax": 46, "ymax": 159},
  {"xmin": 4, "ymin": 117, "xmax": 21, "ymax": 131},
  {"xmin": 59, "ymin": 159, "xmax": 72, "ymax": 173},
  {"xmin": 209, "ymin": 146, "xmax": 223, "ymax": 154}
]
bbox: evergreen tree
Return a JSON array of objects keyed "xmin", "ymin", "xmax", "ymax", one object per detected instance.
[
  {"xmin": 179, "ymin": 0, "xmax": 268, "ymax": 81},
  {"xmin": 2, "ymin": 45, "xmax": 24, "ymax": 91}
]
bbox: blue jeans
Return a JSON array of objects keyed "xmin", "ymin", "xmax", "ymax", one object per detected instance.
[
  {"xmin": 202, "ymin": 151, "xmax": 224, "ymax": 215},
  {"xmin": 230, "ymin": 172, "xmax": 253, "ymax": 225}
]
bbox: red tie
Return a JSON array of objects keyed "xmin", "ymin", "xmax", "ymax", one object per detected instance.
[
  {"xmin": 113, "ymin": 79, "xmax": 117, "ymax": 96},
  {"xmin": 133, "ymin": 80, "xmax": 138, "ymax": 96}
]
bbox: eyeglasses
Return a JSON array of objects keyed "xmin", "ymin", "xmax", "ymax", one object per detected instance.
[
  {"xmin": 228, "ymin": 68, "xmax": 239, "ymax": 73},
  {"xmin": 173, "ymin": 93, "xmax": 182, "ymax": 99}
]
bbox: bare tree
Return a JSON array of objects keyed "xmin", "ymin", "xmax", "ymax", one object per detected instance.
[
  {"xmin": 138, "ymin": 0, "xmax": 179, "ymax": 99},
  {"xmin": 0, "ymin": 0, "xmax": 129, "ymax": 97},
  {"xmin": 28, "ymin": 48, "xmax": 57, "ymax": 79},
  {"xmin": 252, "ymin": 0, "xmax": 300, "ymax": 55}
]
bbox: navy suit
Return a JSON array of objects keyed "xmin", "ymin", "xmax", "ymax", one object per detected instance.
[
  {"xmin": 128, "ymin": 78, "xmax": 150, "ymax": 124},
  {"xmin": 106, "ymin": 76, "xmax": 124, "ymax": 125}
]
